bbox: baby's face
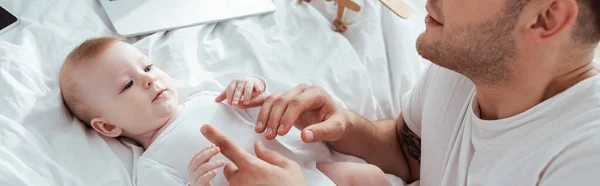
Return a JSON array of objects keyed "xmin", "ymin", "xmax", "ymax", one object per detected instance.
[{"xmin": 76, "ymin": 41, "xmax": 178, "ymax": 137}]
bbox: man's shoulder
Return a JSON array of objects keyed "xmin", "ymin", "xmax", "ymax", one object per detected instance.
[
  {"xmin": 550, "ymin": 98, "xmax": 600, "ymax": 153},
  {"xmin": 541, "ymin": 118, "xmax": 600, "ymax": 181},
  {"xmin": 547, "ymin": 75, "xmax": 600, "ymax": 139},
  {"xmin": 557, "ymin": 75, "xmax": 600, "ymax": 114}
]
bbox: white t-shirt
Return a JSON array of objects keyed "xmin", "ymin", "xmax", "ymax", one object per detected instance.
[
  {"xmin": 402, "ymin": 64, "xmax": 600, "ymax": 186},
  {"xmin": 133, "ymin": 92, "xmax": 337, "ymax": 186}
]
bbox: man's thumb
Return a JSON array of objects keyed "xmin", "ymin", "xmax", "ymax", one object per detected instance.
[
  {"xmin": 302, "ymin": 119, "xmax": 345, "ymax": 143},
  {"xmin": 254, "ymin": 141, "xmax": 289, "ymax": 167}
]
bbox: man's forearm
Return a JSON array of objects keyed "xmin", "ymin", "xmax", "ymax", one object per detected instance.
[{"xmin": 327, "ymin": 110, "xmax": 410, "ymax": 181}]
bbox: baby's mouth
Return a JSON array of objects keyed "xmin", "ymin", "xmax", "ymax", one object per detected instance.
[{"xmin": 152, "ymin": 89, "xmax": 167, "ymax": 102}]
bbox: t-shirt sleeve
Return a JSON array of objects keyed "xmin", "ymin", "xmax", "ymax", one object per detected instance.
[
  {"xmin": 135, "ymin": 157, "xmax": 188, "ymax": 186},
  {"xmin": 400, "ymin": 65, "xmax": 434, "ymax": 136},
  {"xmin": 538, "ymin": 134, "xmax": 600, "ymax": 186}
]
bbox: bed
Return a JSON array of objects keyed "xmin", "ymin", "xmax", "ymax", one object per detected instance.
[{"xmin": 0, "ymin": 0, "xmax": 430, "ymax": 185}]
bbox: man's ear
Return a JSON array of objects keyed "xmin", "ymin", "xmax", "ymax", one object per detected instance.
[
  {"xmin": 91, "ymin": 118, "xmax": 123, "ymax": 137},
  {"xmin": 523, "ymin": 0, "xmax": 578, "ymax": 43}
]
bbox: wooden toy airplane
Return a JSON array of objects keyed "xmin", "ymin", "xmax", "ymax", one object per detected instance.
[
  {"xmin": 379, "ymin": 0, "xmax": 411, "ymax": 19},
  {"xmin": 299, "ymin": 0, "xmax": 361, "ymax": 33}
]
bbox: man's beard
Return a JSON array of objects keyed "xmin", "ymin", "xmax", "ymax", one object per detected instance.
[{"xmin": 416, "ymin": 7, "xmax": 520, "ymax": 86}]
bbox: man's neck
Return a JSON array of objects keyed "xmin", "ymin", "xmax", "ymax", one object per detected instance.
[{"xmin": 475, "ymin": 57, "xmax": 598, "ymax": 120}]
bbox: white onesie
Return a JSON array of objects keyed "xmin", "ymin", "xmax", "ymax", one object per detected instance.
[{"xmin": 132, "ymin": 92, "xmax": 339, "ymax": 186}]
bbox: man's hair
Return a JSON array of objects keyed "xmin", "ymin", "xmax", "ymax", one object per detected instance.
[
  {"xmin": 573, "ymin": 0, "xmax": 600, "ymax": 45},
  {"xmin": 59, "ymin": 37, "xmax": 121, "ymax": 125}
]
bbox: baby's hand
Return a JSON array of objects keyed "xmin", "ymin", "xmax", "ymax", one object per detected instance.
[
  {"xmin": 215, "ymin": 76, "xmax": 266, "ymax": 107},
  {"xmin": 187, "ymin": 144, "xmax": 225, "ymax": 186}
]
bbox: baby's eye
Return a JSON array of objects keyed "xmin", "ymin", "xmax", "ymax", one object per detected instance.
[
  {"xmin": 123, "ymin": 81, "xmax": 133, "ymax": 91},
  {"xmin": 144, "ymin": 64, "xmax": 153, "ymax": 72}
]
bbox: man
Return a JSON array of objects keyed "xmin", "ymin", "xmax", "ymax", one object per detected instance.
[{"xmin": 197, "ymin": 0, "xmax": 600, "ymax": 185}]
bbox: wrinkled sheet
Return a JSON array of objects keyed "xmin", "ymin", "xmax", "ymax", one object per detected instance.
[{"xmin": 0, "ymin": 0, "xmax": 430, "ymax": 185}]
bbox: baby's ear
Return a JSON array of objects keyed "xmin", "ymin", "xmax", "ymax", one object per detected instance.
[{"xmin": 91, "ymin": 118, "xmax": 123, "ymax": 137}]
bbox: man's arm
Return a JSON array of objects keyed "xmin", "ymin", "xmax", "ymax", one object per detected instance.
[
  {"xmin": 327, "ymin": 111, "xmax": 421, "ymax": 183},
  {"xmin": 397, "ymin": 113, "xmax": 421, "ymax": 182}
]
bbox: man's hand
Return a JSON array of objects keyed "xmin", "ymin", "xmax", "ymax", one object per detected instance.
[
  {"xmin": 215, "ymin": 76, "xmax": 266, "ymax": 107},
  {"xmin": 200, "ymin": 124, "xmax": 307, "ymax": 186},
  {"xmin": 237, "ymin": 84, "xmax": 414, "ymax": 181},
  {"xmin": 252, "ymin": 84, "xmax": 349, "ymax": 142}
]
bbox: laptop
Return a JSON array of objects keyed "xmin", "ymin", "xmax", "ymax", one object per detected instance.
[
  {"xmin": 0, "ymin": 5, "xmax": 19, "ymax": 35},
  {"xmin": 99, "ymin": 0, "xmax": 276, "ymax": 37}
]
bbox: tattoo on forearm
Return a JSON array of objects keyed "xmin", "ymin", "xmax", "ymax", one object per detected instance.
[{"xmin": 398, "ymin": 121, "xmax": 421, "ymax": 164}]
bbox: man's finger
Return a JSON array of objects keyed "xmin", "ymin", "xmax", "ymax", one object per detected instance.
[
  {"xmin": 223, "ymin": 161, "xmax": 238, "ymax": 181},
  {"xmin": 278, "ymin": 105, "xmax": 301, "ymax": 136},
  {"xmin": 271, "ymin": 86, "xmax": 312, "ymax": 136},
  {"xmin": 256, "ymin": 93, "xmax": 282, "ymax": 133},
  {"xmin": 215, "ymin": 91, "xmax": 227, "ymax": 102},
  {"xmin": 302, "ymin": 85, "xmax": 333, "ymax": 110},
  {"xmin": 201, "ymin": 124, "xmax": 254, "ymax": 168},
  {"xmin": 266, "ymin": 101, "xmax": 287, "ymax": 140},
  {"xmin": 277, "ymin": 86, "xmax": 319, "ymax": 135},
  {"xmin": 254, "ymin": 141, "xmax": 289, "ymax": 168},
  {"xmin": 302, "ymin": 117, "xmax": 345, "ymax": 143}
]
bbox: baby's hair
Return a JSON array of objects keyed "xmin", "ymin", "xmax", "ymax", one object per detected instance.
[{"xmin": 59, "ymin": 37, "xmax": 121, "ymax": 125}]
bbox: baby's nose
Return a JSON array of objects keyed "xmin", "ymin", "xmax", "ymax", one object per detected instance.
[{"xmin": 146, "ymin": 80, "xmax": 154, "ymax": 87}]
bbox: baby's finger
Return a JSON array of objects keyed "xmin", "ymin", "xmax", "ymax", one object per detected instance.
[
  {"xmin": 243, "ymin": 81, "xmax": 253, "ymax": 105},
  {"xmin": 188, "ymin": 146, "xmax": 220, "ymax": 174},
  {"xmin": 236, "ymin": 94, "xmax": 267, "ymax": 109},
  {"xmin": 193, "ymin": 169, "xmax": 219, "ymax": 186},
  {"xmin": 192, "ymin": 160, "xmax": 225, "ymax": 185},
  {"xmin": 232, "ymin": 82, "xmax": 244, "ymax": 106},
  {"xmin": 188, "ymin": 144, "xmax": 216, "ymax": 172},
  {"xmin": 225, "ymin": 81, "xmax": 236, "ymax": 105},
  {"xmin": 253, "ymin": 82, "xmax": 264, "ymax": 96}
]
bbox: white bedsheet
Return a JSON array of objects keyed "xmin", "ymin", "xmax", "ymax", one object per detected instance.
[{"xmin": 0, "ymin": 0, "xmax": 428, "ymax": 185}]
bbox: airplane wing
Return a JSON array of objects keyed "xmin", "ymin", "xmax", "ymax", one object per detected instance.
[{"xmin": 338, "ymin": 0, "xmax": 361, "ymax": 12}]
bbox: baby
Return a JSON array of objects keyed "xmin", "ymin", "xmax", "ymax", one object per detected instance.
[{"xmin": 58, "ymin": 37, "xmax": 391, "ymax": 186}]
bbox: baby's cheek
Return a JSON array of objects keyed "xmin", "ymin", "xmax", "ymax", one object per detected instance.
[
  {"xmin": 124, "ymin": 97, "xmax": 149, "ymax": 117},
  {"xmin": 169, "ymin": 90, "xmax": 178, "ymax": 103}
]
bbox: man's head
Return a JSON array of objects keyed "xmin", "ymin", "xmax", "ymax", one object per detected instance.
[
  {"xmin": 416, "ymin": 0, "xmax": 600, "ymax": 86},
  {"xmin": 59, "ymin": 37, "xmax": 179, "ymax": 138}
]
